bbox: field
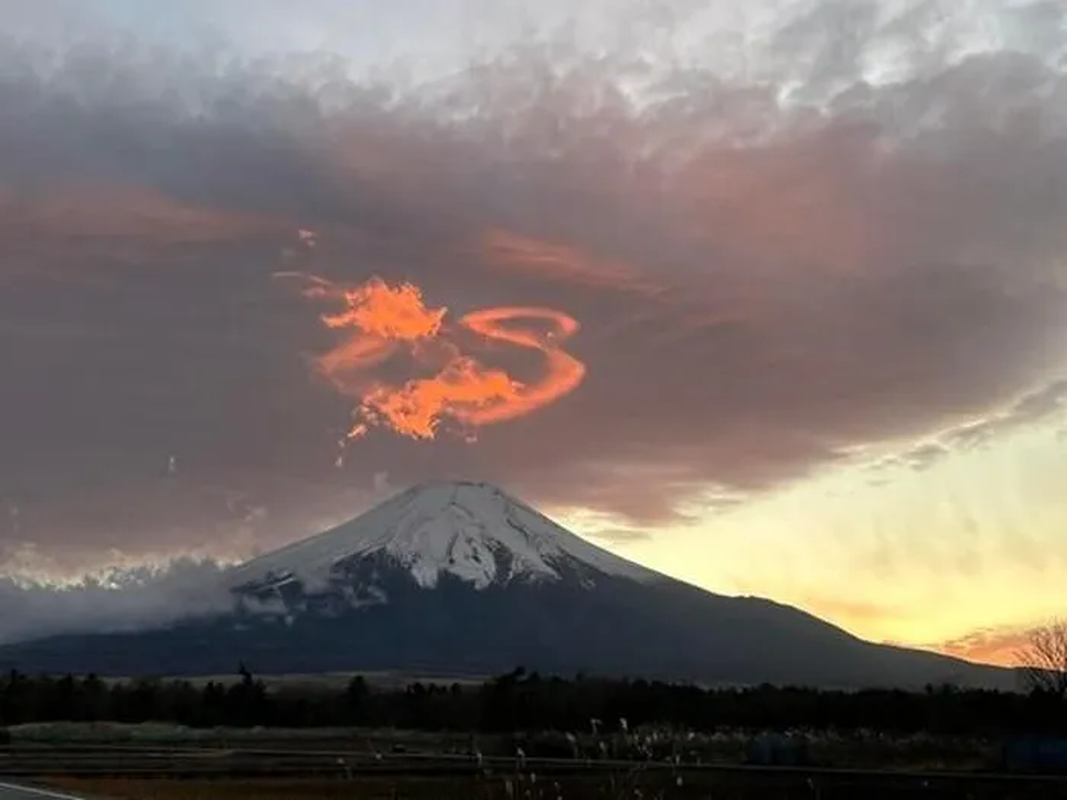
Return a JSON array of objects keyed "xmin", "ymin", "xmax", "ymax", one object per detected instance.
[
  {"xmin": 44, "ymin": 772, "xmax": 1067, "ymax": 800},
  {"xmin": 2, "ymin": 725, "xmax": 1067, "ymax": 799},
  {"xmin": 39, "ymin": 764, "xmax": 1067, "ymax": 799}
]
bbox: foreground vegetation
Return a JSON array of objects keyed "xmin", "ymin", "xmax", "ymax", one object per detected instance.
[
  {"xmin": 1, "ymin": 667, "xmax": 1063, "ymax": 798},
  {"xmin": 45, "ymin": 770, "xmax": 1067, "ymax": 800}
]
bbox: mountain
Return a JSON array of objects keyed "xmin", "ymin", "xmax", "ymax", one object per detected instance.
[
  {"xmin": 0, "ymin": 481, "xmax": 1016, "ymax": 689},
  {"xmin": 228, "ymin": 479, "xmax": 661, "ymax": 595}
]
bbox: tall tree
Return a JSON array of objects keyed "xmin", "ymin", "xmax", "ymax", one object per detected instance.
[{"xmin": 1017, "ymin": 618, "xmax": 1067, "ymax": 698}]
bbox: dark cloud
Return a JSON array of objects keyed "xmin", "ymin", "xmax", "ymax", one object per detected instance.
[{"xmin": 2, "ymin": 5, "xmax": 1067, "ymax": 568}]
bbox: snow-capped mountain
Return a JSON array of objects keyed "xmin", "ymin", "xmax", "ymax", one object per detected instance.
[
  {"xmin": 228, "ymin": 480, "xmax": 659, "ymax": 597},
  {"xmin": 0, "ymin": 481, "xmax": 1017, "ymax": 690}
]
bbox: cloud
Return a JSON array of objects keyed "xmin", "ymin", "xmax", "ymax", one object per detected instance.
[
  {"xmin": 930, "ymin": 625, "xmax": 1040, "ymax": 668},
  {"xmin": 0, "ymin": 559, "xmax": 235, "ymax": 645},
  {"xmin": 876, "ymin": 378, "xmax": 1067, "ymax": 473},
  {"xmin": 2, "ymin": 1, "xmax": 1067, "ymax": 565},
  {"xmin": 289, "ymin": 272, "xmax": 587, "ymax": 444}
]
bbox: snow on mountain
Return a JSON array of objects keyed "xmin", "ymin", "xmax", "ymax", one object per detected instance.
[{"xmin": 227, "ymin": 480, "xmax": 662, "ymax": 594}]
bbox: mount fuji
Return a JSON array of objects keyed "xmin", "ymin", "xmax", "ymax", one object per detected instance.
[{"xmin": 0, "ymin": 481, "xmax": 1014, "ymax": 689}]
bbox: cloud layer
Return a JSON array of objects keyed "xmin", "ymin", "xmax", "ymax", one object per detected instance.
[
  {"xmin": 0, "ymin": 559, "xmax": 233, "ymax": 645},
  {"xmin": 1, "ymin": 0, "xmax": 1066, "ymax": 569}
]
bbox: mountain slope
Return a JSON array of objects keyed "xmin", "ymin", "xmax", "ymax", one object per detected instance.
[
  {"xmin": 228, "ymin": 480, "xmax": 660, "ymax": 593},
  {"xmin": 0, "ymin": 481, "xmax": 1017, "ymax": 690}
]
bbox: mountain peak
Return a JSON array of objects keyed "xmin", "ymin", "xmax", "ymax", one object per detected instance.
[{"xmin": 229, "ymin": 480, "xmax": 661, "ymax": 592}]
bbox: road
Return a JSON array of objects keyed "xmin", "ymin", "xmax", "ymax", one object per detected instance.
[{"xmin": 0, "ymin": 783, "xmax": 87, "ymax": 800}]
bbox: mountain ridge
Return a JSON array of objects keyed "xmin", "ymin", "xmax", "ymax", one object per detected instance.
[{"xmin": 0, "ymin": 480, "xmax": 1019, "ymax": 690}]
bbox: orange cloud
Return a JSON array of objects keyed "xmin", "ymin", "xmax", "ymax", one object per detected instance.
[
  {"xmin": 457, "ymin": 306, "xmax": 586, "ymax": 425},
  {"xmin": 932, "ymin": 626, "xmax": 1032, "ymax": 668},
  {"xmin": 359, "ymin": 357, "xmax": 521, "ymax": 439},
  {"xmin": 316, "ymin": 277, "xmax": 446, "ymax": 340},
  {"xmin": 285, "ymin": 274, "xmax": 586, "ymax": 442}
]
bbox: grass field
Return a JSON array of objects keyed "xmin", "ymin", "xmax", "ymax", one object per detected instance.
[
  {"xmin": 45, "ymin": 770, "xmax": 1067, "ymax": 800},
  {"xmin": 0, "ymin": 721, "xmax": 1002, "ymax": 770},
  {"xmin": 49, "ymin": 776, "xmax": 477, "ymax": 800},
  {"xmin": 2, "ymin": 726, "xmax": 1014, "ymax": 781},
  {"xmin": 7, "ymin": 723, "xmax": 1066, "ymax": 799}
]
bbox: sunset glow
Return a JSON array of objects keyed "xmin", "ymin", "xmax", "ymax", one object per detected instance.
[{"xmin": 2, "ymin": 0, "xmax": 1066, "ymax": 668}]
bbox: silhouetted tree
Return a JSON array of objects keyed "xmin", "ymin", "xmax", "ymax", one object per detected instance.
[
  {"xmin": 345, "ymin": 675, "xmax": 369, "ymax": 721},
  {"xmin": 1, "ymin": 666, "xmax": 1065, "ymax": 736},
  {"xmin": 224, "ymin": 663, "xmax": 269, "ymax": 726},
  {"xmin": 1017, "ymin": 619, "xmax": 1067, "ymax": 699}
]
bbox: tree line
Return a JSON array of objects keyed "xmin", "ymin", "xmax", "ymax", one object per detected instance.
[{"xmin": 1, "ymin": 666, "xmax": 1064, "ymax": 736}]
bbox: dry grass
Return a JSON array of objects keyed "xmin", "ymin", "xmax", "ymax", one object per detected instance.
[
  {"xmin": 42, "ymin": 770, "xmax": 1067, "ymax": 800},
  {"xmin": 44, "ymin": 775, "xmax": 699, "ymax": 800},
  {"xmin": 47, "ymin": 776, "xmax": 481, "ymax": 799}
]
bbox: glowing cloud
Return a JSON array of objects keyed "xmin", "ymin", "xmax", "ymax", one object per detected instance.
[
  {"xmin": 457, "ymin": 306, "xmax": 586, "ymax": 425},
  {"xmin": 285, "ymin": 274, "xmax": 586, "ymax": 443}
]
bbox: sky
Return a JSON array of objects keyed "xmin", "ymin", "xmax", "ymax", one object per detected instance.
[{"xmin": 1, "ymin": 0, "xmax": 1066, "ymax": 666}]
